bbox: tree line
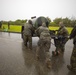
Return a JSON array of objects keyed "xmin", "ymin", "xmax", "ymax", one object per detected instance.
[
  {"xmin": 50, "ymin": 17, "xmax": 76, "ymax": 27},
  {"xmin": 1, "ymin": 17, "xmax": 76, "ymax": 27},
  {"xmin": 2, "ymin": 19, "xmax": 27, "ymax": 25}
]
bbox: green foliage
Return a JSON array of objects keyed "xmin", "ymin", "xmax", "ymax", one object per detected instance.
[
  {"xmin": 71, "ymin": 20, "xmax": 76, "ymax": 27},
  {"xmin": 1, "ymin": 17, "xmax": 76, "ymax": 27},
  {"xmin": 53, "ymin": 17, "xmax": 76, "ymax": 27},
  {"xmin": 2, "ymin": 19, "xmax": 27, "ymax": 25},
  {"xmin": 63, "ymin": 17, "xmax": 71, "ymax": 27},
  {"xmin": 49, "ymin": 22, "xmax": 58, "ymax": 26},
  {"xmin": 53, "ymin": 18, "xmax": 62, "ymax": 24}
]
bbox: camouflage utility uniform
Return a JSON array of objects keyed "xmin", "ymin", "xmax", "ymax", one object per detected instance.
[
  {"xmin": 35, "ymin": 23, "xmax": 50, "ymax": 37},
  {"xmin": 23, "ymin": 20, "xmax": 34, "ymax": 49},
  {"xmin": 57, "ymin": 26, "xmax": 69, "ymax": 51},
  {"xmin": 36, "ymin": 23, "xmax": 51, "ymax": 68},
  {"xmin": 67, "ymin": 25, "xmax": 76, "ymax": 72},
  {"xmin": 53, "ymin": 22, "xmax": 69, "ymax": 55}
]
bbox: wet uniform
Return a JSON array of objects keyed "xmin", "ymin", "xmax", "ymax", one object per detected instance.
[
  {"xmin": 67, "ymin": 25, "xmax": 76, "ymax": 72},
  {"xmin": 23, "ymin": 22, "xmax": 34, "ymax": 49},
  {"xmin": 36, "ymin": 23, "xmax": 51, "ymax": 68},
  {"xmin": 54, "ymin": 25, "xmax": 69, "ymax": 55}
]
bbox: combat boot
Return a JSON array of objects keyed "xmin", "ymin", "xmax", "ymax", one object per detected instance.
[
  {"xmin": 52, "ymin": 51, "xmax": 56, "ymax": 56},
  {"xmin": 46, "ymin": 59, "xmax": 52, "ymax": 69},
  {"xmin": 24, "ymin": 42, "xmax": 27, "ymax": 47},
  {"xmin": 52, "ymin": 50, "xmax": 61, "ymax": 56},
  {"xmin": 36, "ymin": 55, "xmax": 39, "ymax": 60},
  {"xmin": 29, "ymin": 47, "xmax": 32, "ymax": 50},
  {"xmin": 57, "ymin": 51, "xmax": 61, "ymax": 55},
  {"xmin": 52, "ymin": 51, "xmax": 58, "ymax": 56},
  {"xmin": 67, "ymin": 65, "xmax": 76, "ymax": 72}
]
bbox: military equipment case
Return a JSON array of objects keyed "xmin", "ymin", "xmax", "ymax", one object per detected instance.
[
  {"xmin": 21, "ymin": 16, "xmax": 50, "ymax": 38},
  {"xmin": 31, "ymin": 16, "xmax": 49, "ymax": 29}
]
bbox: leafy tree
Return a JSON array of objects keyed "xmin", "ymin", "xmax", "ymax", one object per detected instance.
[
  {"xmin": 62, "ymin": 17, "xmax": 71, "ymax": 27},
  {"xmin": 49, "ymin": 22, "xmax": 58, "ymax": 26},
  {"xmin": 53, "ymin": 18, "xmax": 62, "ymax": 24},
  {"xmin": 70, "ymin": 16, "xmax": 76, "ymax": 27}
]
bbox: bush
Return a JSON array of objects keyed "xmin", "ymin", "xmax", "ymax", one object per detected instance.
[{"xmin": 49, "ymin": 22, "xmax": 58, "ymax": 26}]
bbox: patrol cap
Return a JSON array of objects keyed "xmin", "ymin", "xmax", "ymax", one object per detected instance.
[
  {"xmin": 59, "ymin": 21, "xmax": 64, "ymax": 27},
  {"xmin": 42, "ymin": 22, "xmax": 46, "ymax": 27},
  {"xmin": 28, "ymin": 20, "xmax": 33, "ymax": 25}
]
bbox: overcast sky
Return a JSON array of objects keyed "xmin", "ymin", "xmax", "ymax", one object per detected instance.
[{"xmin": 0, "ymin": 0, "xmax": 76, "ymax": 21}]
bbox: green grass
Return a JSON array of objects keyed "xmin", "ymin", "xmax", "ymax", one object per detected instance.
[
  {"xmin": 0, "ymin": 24, "xmax": 21, "ymax": 33},
  {"xmin": 9, "ymin": 25, "xmax": 21, "ymax": 32},
  {"xmin": 0, "ymin": 24, "xmax": 73, "ymax": 34},
  {"xmin": 49, "ymin": 26, "xmax": 73, "ymax": 34}
]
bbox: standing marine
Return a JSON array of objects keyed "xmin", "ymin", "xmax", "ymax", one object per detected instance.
[
  {"xmin": 52, "ymin": 21, "xmax": 69, "ymax": 56},
  {"xmin": 23, "ymin": 20, "xmax": 34, "ymax": 50},
  {"xmin": 67, "ymin": 25, "xmax": 76, "ymax": 72},
  {"xmin": 35, "ymin": 22, "xmax": 51, "ymax": 69}
]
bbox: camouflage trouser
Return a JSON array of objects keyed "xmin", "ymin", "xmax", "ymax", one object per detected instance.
[
  {"xmin": 23, "ymin": 34, "xmax": 32, "ymax": 49},
  {"xmin": 70, "ymin": 43, "xmax": 76, "ymax": 71},
  {"xmin": 36, "ymin": 39, "xmax": 51, "ymax": 62},
  {"xmin": 54, "ymin": 38, "xmax": 68, "ymax": 52}
]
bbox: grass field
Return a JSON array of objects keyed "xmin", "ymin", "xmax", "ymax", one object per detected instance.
[
  {"xmin": 0, "ymin": 24, "xmax": 73, "ymax": 34},
  {"xmin": 49, "ymin": 26, "xmax": 73, "ymax": 34},
  {"xmin": 0, "ymin": 24, "xmax": 21, "ymax": 33}
]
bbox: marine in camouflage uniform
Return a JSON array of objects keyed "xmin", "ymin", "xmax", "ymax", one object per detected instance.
[
  {"xmin": 35, "ymin": 21, "xmax": 50, "ymax": 37},
  {"xmin": 67, "ymin": 25, "xmax": 76, "ymax": 72},
  {"xmin": 53, "ymin": 21, "xmax": 69, "ymax": 56},
  {"xmin": 23, "ymin": 20, "xmax": 34, "ymax": 50},
  {"xmin": 36, "ymin": 23, "xmax": 51, "ymax": 69}
]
